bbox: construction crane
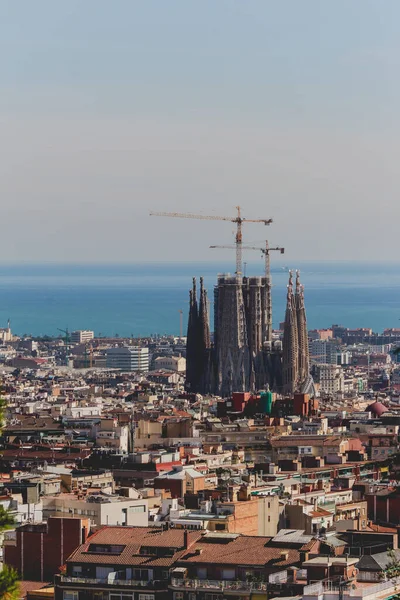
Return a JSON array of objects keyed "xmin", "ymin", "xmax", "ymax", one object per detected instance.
[
  {"xmin": 210, "ymin": 241, "xmax": 284, "ymax": 280},
  {"xmin": 210, "ymin": 241, "xmax": 284, "ymax": 341},
  {"xmin": 57, "ymin": 327, "xmax": 70, "ymax": 366},
  {"xmin": 84, "ymin": 343, "xmax": 94, "ymax": 368},
  {"xmin": 178, "ymin": 309, "xmax": 183, "ymax": 339},
  {"xmin": 150, "ymin": 206, "xmax": 273, "ymax": 277}
]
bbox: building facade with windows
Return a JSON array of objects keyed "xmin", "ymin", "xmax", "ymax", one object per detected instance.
[
  {"xmin": 55, "ymin": 526, "xmax": 202, "ymax": 600},
  {"xmin": 43, "ymin": 493, "xmax": 148, "ymax": 527},
  {"xmin": 70, "ymin": 330, "xmax": 95, "ymax": 344},
  {"xmin": 106, "ymin": 347, "xmax": 150, "ymax": 372}
]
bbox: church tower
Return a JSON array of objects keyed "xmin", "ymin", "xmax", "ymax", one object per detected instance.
[
  {"xmin": 295, "ymin": 270, "xmax": 310, "ymax": 389},
  {"xmin": 282, "ymin": 271, "xmax": 298, "ymax": 394}
]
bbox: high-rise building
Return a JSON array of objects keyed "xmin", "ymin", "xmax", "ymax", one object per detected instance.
[
  {"xmin": 106, "ymin": 346, "xmax": 149, "ymax": 371},
  {"xmin": 282, "ymin": 271, "xmax": 314, "ymax": 395},
  {"xmin": 310, "ymin": 339, "xmax": 341, "ymax": 365}
]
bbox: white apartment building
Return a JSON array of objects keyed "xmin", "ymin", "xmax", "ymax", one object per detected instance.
[
  {"xmin": 0, "ymin": 323, "xmax": 12, "ymax": 342},
  {"xmin": 153, "ymin": 355, "xmax": 186, "ymax": 372},
  {"xmin": 309, "ymin": 339, "xmax": 327, "ymax": 364},
  {"xmin": 42, "ymin": 493, "xmax": 148, "ymax": 527},
  {"xmin": 310, "ymin": 340, "xmax": 340, "ymax": 365},
  {"xmin": 96, "ymin": 418, "xmax": 129, "ymax": 453},
  {"xmin": 70, "ymin": 330, "xmax": 94, "ymax": 344},
  {"xmin": 317, "ymin": 364, "xmax": 345, "ymax": 395},
  {"xmin": 106, "ymin": 346, "xmax": 149, "ymax": 371}
]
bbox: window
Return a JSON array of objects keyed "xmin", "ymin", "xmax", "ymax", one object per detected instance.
[
  {"xmin": 138, "ymin": 595, "xmax": 155, "ymax": 600},
  {"xmin": 129, "ymin": 505, "xmax": 146, "ymax": 513},
  {"xmin": 110, "ymin": 595, "xmax": 133, "ymax": 600},
  {"xmin": 174, "ymin": 594, "xmax": 184, "ymax": 600},
  {"xmin": 221, "ymin": 569, "xmax": 235, "ymax": 580},
  {"xmin": 88, "ymin": 544, "xmax": 125, "ymax": 555},
  {"xmin": 96, "ymin": 566, "xmax": 114, "ymax": 580},
  {"xmin": 133, "ymin": 569, "xmax": 149, "ymax": 580},
  {"xmin": 63, "ymin": 592, "xmax": 78, "ymax": 600}
]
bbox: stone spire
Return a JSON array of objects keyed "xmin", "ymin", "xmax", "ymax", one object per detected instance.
[
  {"xmin": 199, "ymin": 277, "xmax": 211, "ymax": 351},
  {"xmin": 185, "ymin": 277, "xmax": 213, "ymax": 394},
  {"xmin": 282, "ymin": 271, "xmax": 298, "ymax": 394},
  {"xmin": 185, "ymin": 278, "xmax": 199, "ymax": 391},
  {"xmin": 295, "ymin": 270, "xmax": 310, "ymax": 390}
]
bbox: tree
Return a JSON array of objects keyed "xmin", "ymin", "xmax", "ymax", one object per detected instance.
[
  {"xmin": 0, "ymin": 505, "xmax": 16, "ymax": 530},
  {"xmin": 383, "ymin": 549, "xmax": 400, "ymax": 580},
  {"xmin": 0, "ymin": 567, "xmax": 19, "ymax": 600},
  {"xmin": 0, "ymin": 394, "xmax": 20, "ymax": 600}
]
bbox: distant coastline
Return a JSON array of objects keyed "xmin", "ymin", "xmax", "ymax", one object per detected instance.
[{"xmin": 0, "ymin": 261, "xmax": 398, "ymax": 337}]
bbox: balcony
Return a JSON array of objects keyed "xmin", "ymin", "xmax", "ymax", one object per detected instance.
[
  {"xmin": 3, "ymin": 531, "xmax": 16, "ymax": 546},
  {"xmin": 170, "ymin": 578, "xmax": 267, "ymax": 593},
  {"xmin": 60, "ymin": 576, "xmax": 152, "ymax": 588}
]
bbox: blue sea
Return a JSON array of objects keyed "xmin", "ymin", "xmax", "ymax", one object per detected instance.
[{"xmin": 0, "ymin": 262, "xmax": 398, "ymax": 337}]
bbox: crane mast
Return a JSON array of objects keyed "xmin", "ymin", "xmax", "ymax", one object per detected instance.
[
  {"xmin": 210, "ymin": 242, "xmax": 284, "ymax": 341},
  {"xmin": 150, "ymin": 206, "xmax": 272, "ymax": 278},
  {"xmin": 57, "ymin": 327, "xmax": 70, "ymax": 367},
  {"xmin": 210, "ymin": 242, "xmax": 284, "ymax": 278},
  {"xmin": 178, "ymin": 309, "xmax": 183, "ymax": 339}
]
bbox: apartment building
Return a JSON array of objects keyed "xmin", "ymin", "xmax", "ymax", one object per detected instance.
[
  {"xmin": 70, "ymin": 330, "xmax": 94, "ymax": 344},
  {"xmin": 42, "ymin": 491, "xmax": 148, "ymax": 527},
  {"xmin": 55, "ymin": 527, "xmax": 203, "ymax": 600},
  {"xmin": 106, "ymin": 346, "xmax": 149, "ymax": 371}
]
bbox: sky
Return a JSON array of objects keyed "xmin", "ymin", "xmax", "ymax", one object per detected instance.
[{"xmin": 1, "ymin": 1, "xmax": 400, "ymax": 263}]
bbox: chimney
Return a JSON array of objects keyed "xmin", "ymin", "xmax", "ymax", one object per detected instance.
[
  {"xmin": 184, "ymin": 529, "xmax": 189, "ymax": 550},
  {"xmin": 280, "ymin": 551, "xmax": 289, "ymax": 561}
]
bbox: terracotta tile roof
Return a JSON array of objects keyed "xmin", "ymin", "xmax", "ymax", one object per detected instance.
[
  {"xmin": 19, "ymin": 581, "xmax": 51, "ymax": 599},
  {"xmin": 4, "ymin": 416, "xmax": 64, "ymax": 431},
  {"xmin": 1, "ymin": 449, "xmax": 91, "ymax": 462},
  {"xmin": 178, "ymin": 536, "xmax": 300, "ymax": 567},
  {"xmin": 67, "ymin": 527, "xmax": 302, "ymax": 570},
  {"xmin": 300, "ymin": 539, "xmax": 320, "ymax": 552},
  {"xmin": 309, "ymin": 508, "xmax": 332, "ymax": 518},
  {"xmin": 367, "ymin": 523, "xmax": 398, "ymax": 533},
  {"xmin": 271, "ymin": 435, "xmax": 344, "ymax": 448},
  {"xmin": 67, "ymin": 527, "xmax": 202, "ymax": 567}
]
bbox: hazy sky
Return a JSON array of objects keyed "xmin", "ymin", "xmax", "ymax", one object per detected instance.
[{"xmin": 1, "ymin": 1, "xmax": 399, "ymax": 263}]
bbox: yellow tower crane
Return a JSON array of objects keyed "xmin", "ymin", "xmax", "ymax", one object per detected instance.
[
  {"xmin": 150, "ymin": 206, "xmax": 273, "ymax": 277},
  {"xmin": 178, "ymin": 309, "xmax": 183, "ymax": 339},
  {"xmin": 210, "ymin": 241, "xmax": 284, "ymax": 280}
]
